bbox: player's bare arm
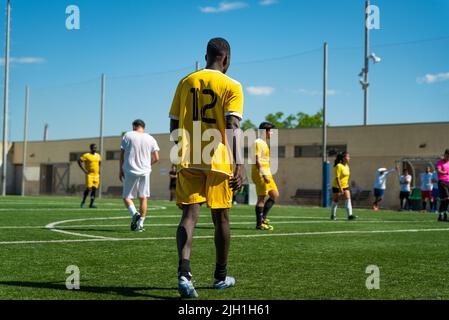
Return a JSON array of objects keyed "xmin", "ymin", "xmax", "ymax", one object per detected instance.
[
  {"xmin": 336, "ymin": 177, "xmax": 343, "ymax": 195},
  {"xmin": 256, "ymin": 155, "xmax": 270, "ymax": 184},
  {"xmin": 151, "ymin": 151, "xmax": 160, "ymax": 165},
  {"xmin": 77, "ymin": 158, "xmax": 88, "ymax": 174},
  {"xmin": 226, "ymin": 115, "xmax": 243, "ymax": 192}
]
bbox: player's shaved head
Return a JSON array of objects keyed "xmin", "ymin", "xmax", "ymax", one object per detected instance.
[
  {"xmin": 206, "ymin": 38, "xmax": 231, "ymax": 74},
  {"xmin": 207, "ymin": 38, "xmax": 231, "ymax": 58}
]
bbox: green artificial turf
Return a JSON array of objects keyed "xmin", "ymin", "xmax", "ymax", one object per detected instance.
[{"xmin": 0, "ymin": 196, "xmax": 448, "ymax": 300}]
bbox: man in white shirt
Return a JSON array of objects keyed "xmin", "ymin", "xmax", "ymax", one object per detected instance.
[
  {"xmin": 399, "ymin": 168, "xmax": 412, "ymax": 211},
  {"xmin": 420, "ymin": 166, "xmax": 434, "ymax": 212},
  {"xmin": 372, "ymin": 166, "xmax": 398, "ymax": 211},
  {"xmin": 120, "ymin": 120, "xmax": 160, "ymax": 232}
]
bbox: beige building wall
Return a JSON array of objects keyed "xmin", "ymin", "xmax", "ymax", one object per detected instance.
[{"xmin": 9, "ymin": 123, "xmax": 449, "ymax": 209}]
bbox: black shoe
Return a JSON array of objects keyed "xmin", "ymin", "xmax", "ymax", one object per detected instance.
[
  {"xmin": 89, "ymin": 204, "xmax": 97, "ymax": 209},
  {"xmin": 330, "ymin": 215, "xmax": 336, "ymax": 221},
  {"xmin": 444, "ymin": 214, "xmax": 448, "ymax": 222},
  {"xmin": 131, "ymin": 213, "xmax": 141, "ymax": 231},
  {"xmin": 438, "ymin": 215, "xmax": 443, "ymax": 222},
  {"xmin": 348, "ymin": 215, "xmax": 357, "ymax": 221}
]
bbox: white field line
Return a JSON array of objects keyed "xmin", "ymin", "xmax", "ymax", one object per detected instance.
[
  {"xmin": 1, "ymin": 227, "xmax": 449, "ymax": 245},
  {"xmin": 0, "ymin": 205, "xmax": 167, "ymax": 212},
  {"xmin": 0, "ymin": 201, "xmax": 123, "ymax": 206},
  {"xmin": 42, "ymin": 207, "xmax": 166, "ymax": 240},
  {"xmin": 0, "ymin": 219, "xmax": 437, "ymax": 230}
]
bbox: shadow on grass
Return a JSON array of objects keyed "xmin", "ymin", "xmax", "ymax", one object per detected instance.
[
  {"xmin": 194, "ymin": 226, "xmax": 255, "ymax": 231},
  {"xmin": 0, "ymin": 280, "xmax": 212, "ymax": 300}
]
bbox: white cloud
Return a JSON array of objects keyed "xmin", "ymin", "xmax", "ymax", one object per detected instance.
[
  {"xmin": 297, "ymin": 88, "xmax": 339, "ymax": 96},
  {"xmin": 247, "ymin": 86, "xmax": 275, "ymax": 96},
  {"xmin": 0, "ymin": 57, "xmax": 46, "ymax": 65},
  {"xmin": 417, "ymin": 72, "xmax": 449, "ymax": 84},
  {"xmin": 200, "ymin": 2, "xmax": 248, "ymax": 13},
  {"xmin": 260, "ymin": 0, "xmax": 278, "ymax": 6}
]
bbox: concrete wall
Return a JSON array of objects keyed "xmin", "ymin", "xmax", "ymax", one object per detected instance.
[{"xmin": 9, "ymin": 122, "xmax": 449, "ymax": 209}]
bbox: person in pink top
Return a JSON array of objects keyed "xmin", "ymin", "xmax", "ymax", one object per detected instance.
[{"xmin": 436, "ymin": 149, "xmax": 449, "ymax": 222}]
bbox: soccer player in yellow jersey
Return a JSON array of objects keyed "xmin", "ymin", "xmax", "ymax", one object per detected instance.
[
  {"xmin": 331, "ymin": 152, "xmax": 356, "ymax": 221},
  {"xmin": 78, "ymin": 144, "xmax": 101, "ymax": 208},
  {"xmin": 251, "ymin": 122, "xmax": 279, "ymax": 231},
  {"xmin": 169, "ymin": 38, "xmax": 243, "ymax": 298}
]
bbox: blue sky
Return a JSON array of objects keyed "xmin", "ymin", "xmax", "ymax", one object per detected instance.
[{"xmin": 0, "ymin": 0, "xmax": 448, "ymax": 142}]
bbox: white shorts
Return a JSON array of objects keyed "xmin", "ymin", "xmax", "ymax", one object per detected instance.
[{"xmin": 123, "ymin": 174, "xmax": 151, "ymax": 199}]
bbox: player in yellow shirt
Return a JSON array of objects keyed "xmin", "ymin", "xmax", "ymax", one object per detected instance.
[
  {"xmin": 331, "ymin": 152, "xmax": 356, "ymax": 220},
  {"xmin": 78, "ymin": 144, "xmax": 101, "ymax": 208},
  {"xmin": 169, "ymin": 38, "xmax": 243, "ymax": 298},
  {"xmin": 251, "ymin": 122, "xmax": 279, "ymax": 231}
]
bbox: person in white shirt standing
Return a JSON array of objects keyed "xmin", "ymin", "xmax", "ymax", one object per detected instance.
[
  {"xmin": 372, "ymin": 165, "xmax": 398, "ymax": 211},
  {"xmin": 120, "ymin": 120, "xmax": 160, "ymax": 232},
  {"xmin": 399, "ymin": 168, "xmax": 412, "ymax": 211},
  {"xmin": 420, "ymin": 166, "xmax": 434, "ymax": 212}
]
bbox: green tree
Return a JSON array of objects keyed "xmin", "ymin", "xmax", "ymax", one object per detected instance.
[
  {"xmin": 282, "ymin": 114, "xmax": 297, "ymax": 129},
  {"xmin": 265, "ymin": 112, "xmax": 286, "ymax": 129},
  {"xmin": 242, "ymin": 109, "xmax": 324, "ymax": 130},
  {"xmin": 241, "ymin": 119, "xmax": 257, "ymax": 130},
  {"xmin": 296, "ymin": 109, "xmax": 323, "ymax": 128}
]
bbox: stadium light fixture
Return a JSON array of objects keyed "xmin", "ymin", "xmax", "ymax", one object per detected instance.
[
  {"xmin": 369, "ymin": 53, "xmax": 382, "ymax": 64},
  {"xmin": 359, "ymin": 79, "xmax": 369, "ymax": 90}
]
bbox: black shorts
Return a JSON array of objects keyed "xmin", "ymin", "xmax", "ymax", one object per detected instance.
[
  {"xmin": 439, "ymin": 181, "xmax": 449, "ymax": 199},
  {"xmin": 400, "ymin": 191, "xmax": 410, "ymax": 200},
  {"xmin": 169, "ymin": 180, "xmax": 177, "ymax": 190},
  {"xmin": 332, "ymin": 187, "xmax": 350, "ymax": 194}
]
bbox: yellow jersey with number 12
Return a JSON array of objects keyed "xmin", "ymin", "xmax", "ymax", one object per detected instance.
[{"xmin": 169, "ymin": 69, "xmax": 244, "ymax": 176}]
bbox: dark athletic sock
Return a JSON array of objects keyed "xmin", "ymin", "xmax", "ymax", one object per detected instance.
[
  {"xmin": 82, "ymin": 190, "xmax": 89, "ymax": 203},
  {"xmin": 214, "ymin": 263, "xmax": 227, "ymax": 282},
  {"xmin": 262, "ymin": 198, "xmax": 275, "ymax": 220},
  {"xmin": 178, "ymin": 259, "xmax": 192, "ymax": 280},
  {"xmin": 255, "ymin": 206, "xmax": 263, "ymax": 226},
  {"xmin": 90, "ymin": 188, "xmax": 97, "ymax": 207}
]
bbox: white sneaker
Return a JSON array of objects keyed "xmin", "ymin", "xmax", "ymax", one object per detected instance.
[
  {"xmin": 213, "ymin": 276, "xmax": 235, "ymax": 290},
  {"xmin": 178, "ymin": 275, "xmax": 198, "ymax": 298}
]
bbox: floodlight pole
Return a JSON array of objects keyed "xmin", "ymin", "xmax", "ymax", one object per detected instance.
[
  {"xmin": 2, "ymin": 0, "xmax": 11, "ymax": 197},
  {"xmin": 22, "ymin": 86, "xmax": 30, "ymax": 197},
  {"xmin": 363, "ymin": 0, "xmax": 370, "ymax": 126},
  {"xmin": 322, "ymin": 42, "xmax": 330, "ymax": 208},
  {"xmin": 195, "ymin": 61, "xmax": 200, "ymax": 71},
  {"xmin": 99, "ymin": 74, "xmax": 106, "ymax": 198}
]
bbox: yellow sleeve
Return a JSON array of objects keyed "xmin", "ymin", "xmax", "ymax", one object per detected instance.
[
  {"xmin": 169, "ymin": 81, "xmax": 182, "ymax": 120},
  {"xmin": 79, "ymin": 154, "xmax": 87, "ymax": 162},
  {"xmin": 255, "ymin": 141, "xmax": 262, "ymax": 158},
  {"xmin": 336, "ymin": 164, "xmax": 343, "ymax": 180},
  {"xmin": 224, "ymin": 81, "xmax": 244, "ymax": 120}
]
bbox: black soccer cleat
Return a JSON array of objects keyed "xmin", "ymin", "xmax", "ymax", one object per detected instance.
[
  {"xmin": 348, "ymin": 215, "xmax": 357, "ymax": 221},
  {"xmin": 131, "ymin": 213, "xmax": 141, "ymax": 231}
]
